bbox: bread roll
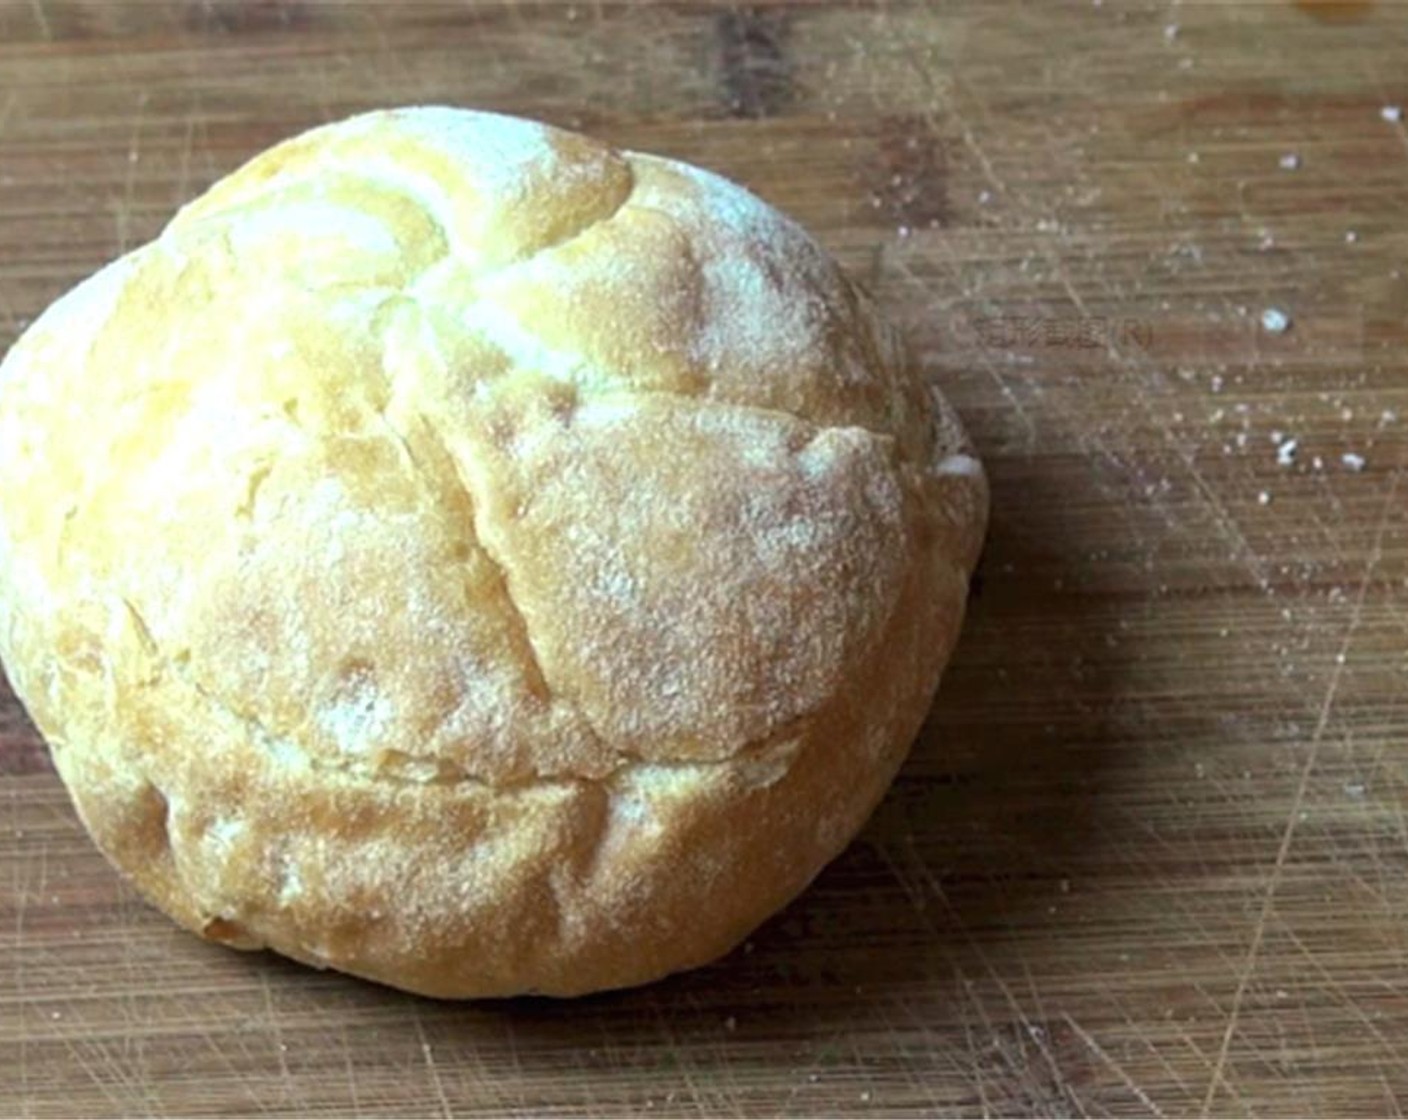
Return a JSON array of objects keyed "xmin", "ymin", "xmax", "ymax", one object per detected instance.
[{"xmin": 0, "ymin": 107, "xmax": 986, "ymax": 998}]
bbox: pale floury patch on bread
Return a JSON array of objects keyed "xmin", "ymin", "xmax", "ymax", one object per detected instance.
[{"xmin": 0, "ymin": 107, "xmax": 987, "ymax": 998}]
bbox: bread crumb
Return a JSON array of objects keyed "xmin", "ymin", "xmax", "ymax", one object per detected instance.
[
  {"xmin": 1257, "ymin": 491, "xmax": 1271, "ymax": 505},
  {"xmin": 1342, "ymin": 452, "xmax": 1367, "ymax": 471},
  {"xmin": 1278, "ymin": 153, "xmax": 1301, "ymax": 171},
  {"xmin": 1260, "ymin": 307, "xmax": 1291, "ymax": 334},
  {"xmin": 1275, "ymin": 437, "xmax": 1298, "ymax": 467},
  {"xmin": 1382, "ymin": 105, "xmax": 1403, "ymax": 123}
]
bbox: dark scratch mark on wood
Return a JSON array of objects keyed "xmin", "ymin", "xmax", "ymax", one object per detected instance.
[
  {"xmin": 866, "ymin": 114, "xmax": 950, "ymax": 229},
  {"xmin": 1294, "ymin": 0, "xmax": 1375, "ymax": 23},
  {"xmin": 715, "ymin": 7, "xmax": 793, "ymax": 120},
  {"xmin": 188, "ymin": 0, "xmax": 307, "ymax": 35},
  {"xmin": 0, "ymin": 673, "xmax": 49, "ymax": 776},
  {"xmin": 0, "ymin": 737, "xmax": 50, "ymax": 777}
]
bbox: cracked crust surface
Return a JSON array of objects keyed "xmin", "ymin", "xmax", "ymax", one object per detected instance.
[{"xmin": 0, "ymin": 107, "xmax": 987, "ymax": 998}]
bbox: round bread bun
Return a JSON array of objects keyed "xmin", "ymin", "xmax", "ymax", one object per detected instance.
[{"xmin": 0, "ymin": 107, "xmax": 987, "ymax": 998}]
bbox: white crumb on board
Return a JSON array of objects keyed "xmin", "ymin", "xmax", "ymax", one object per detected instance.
[
  {"xmin": 935, "ymin": 453, "xmax": 984, "ymax": 477},
  {"xmin": 1260, "ymin": 307, "xmax": 1291, "ymax": 334}
]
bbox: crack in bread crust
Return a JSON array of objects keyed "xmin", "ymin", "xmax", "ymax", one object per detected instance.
[
  {"xmin": 157, "ymin": 634, "xmax": 803, "ymax": 795},
  {"xmin": 409, "ymin": 412, "xmax": 558, "ymax": 700},
  {"xmin": 370, "ymin": 398, "xmax": 563, "ymax": 706},
  {"xmin": 465, "ymin": 156, "xmax": 638, "ymax": 287}
]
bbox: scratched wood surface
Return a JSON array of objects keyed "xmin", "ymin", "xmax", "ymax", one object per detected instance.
[{"xmin": 2, "ymin": 1, "xmax": 1408, "ymax": 1116}]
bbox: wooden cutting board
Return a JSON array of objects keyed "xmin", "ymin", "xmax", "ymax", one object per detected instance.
[{"xmin": 2, "ymin": 2, "xmax": 1407, "ymax": 1115}]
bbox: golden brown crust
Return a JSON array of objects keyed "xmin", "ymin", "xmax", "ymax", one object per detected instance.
[{"xmin": 0, "ymin": 107, "xmax": 987, "ymax": 997}]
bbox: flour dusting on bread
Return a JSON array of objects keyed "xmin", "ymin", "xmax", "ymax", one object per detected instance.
[{"xmin": 0, "ymin": 107, "xmax": 986, "ymax": 998}]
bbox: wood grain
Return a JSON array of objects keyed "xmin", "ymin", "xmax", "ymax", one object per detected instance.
[{"xmin": 3, "ymin": 1, "xmax": 1408, "ymax": 1115}]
